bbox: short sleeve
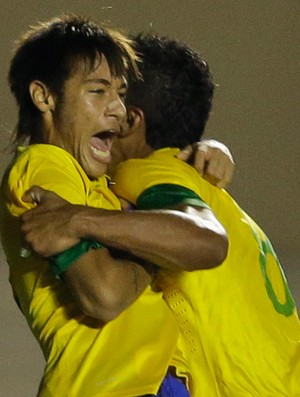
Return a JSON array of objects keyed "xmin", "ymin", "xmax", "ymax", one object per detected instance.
[{"xmin": 136, "ymin": 184, "xmax": 210, "ymax": 210}]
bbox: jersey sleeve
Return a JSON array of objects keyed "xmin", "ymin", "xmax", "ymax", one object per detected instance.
[
  {"xmin": 112, "ymin": 150, "xmax": 211, "ymax": 211},
  {"xmin": 6, "ymin": 145, "xmax": 89, "ymax": 217},
  {"xmin": 137, "ymin": 184, "xmax": 210, "ymax": 210},
  {"xmin": 4, "ymin": 145, "xmax": 102, "ymax": 276}
]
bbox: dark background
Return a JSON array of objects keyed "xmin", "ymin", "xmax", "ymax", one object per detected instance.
[{"xmin": 0, "ymin": 1, "xmax": 299, "ymax": 396}]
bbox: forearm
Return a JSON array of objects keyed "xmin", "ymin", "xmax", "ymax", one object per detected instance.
[
  {"xmin": 70, "ymin": 205, "xmax": 228, "ymax": 271},
  {"xmin": 21, "ymin": 186, "xmax": 228, "ymax": 271}
]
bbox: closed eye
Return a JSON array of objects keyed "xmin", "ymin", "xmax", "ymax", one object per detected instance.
[{"xmin": 89, "ymin": 89, "xmax": 105, "ymax": 94}]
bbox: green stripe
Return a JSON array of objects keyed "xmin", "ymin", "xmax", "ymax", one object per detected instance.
[
  {"xmin": 49, "ymin": 239, "xmax": 103, "ymax": 276},
  {"xmin": 136, "ymin": 184, "xmax": 210, "ymax": 210}
]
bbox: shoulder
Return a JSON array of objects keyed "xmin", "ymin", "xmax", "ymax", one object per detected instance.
[
  {"xmin": 113, "ymin": 148, "xmax": 204, "ymax": 204},
  {"xmin": 116, "ymin": 148, "xmax": 198, "ymax": 178},
  {"xmin": 3, "ymin": 144, "xmax": 90, "ymax": 209},
  {"xmin": 18, "ymin": 144, "xmax": 78, "ymax": 167},
  {"xmin": 11, "ymin": 144, "xmax": 88, "ymax": 181}
]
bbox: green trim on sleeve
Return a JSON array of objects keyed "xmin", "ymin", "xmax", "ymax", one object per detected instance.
[
  {"xmin": 49, "ymin": 239, "xmax": 103, "ymax": 277},
  {"xmin": 136, "ymin": 184, "xmax": 210, "ymax": 210}
]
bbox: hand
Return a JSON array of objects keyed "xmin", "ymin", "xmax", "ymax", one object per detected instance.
[
  {"xmin": 21, "ymin": 186, "xmax": 81, "ymax": 257},
  {"xmin": 177, "ymin": 139, "xmax": 235, "ymax": 188}
]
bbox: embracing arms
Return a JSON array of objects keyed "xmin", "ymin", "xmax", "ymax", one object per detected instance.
[
  {"xmin": 22, "ymin": 187, "xmax": 228, "ymax": 320},
  {"xmin": 20, "ymin": 141, "xmax": 232, "ymax": 320},
  {"xmin": 22, "ymin": 189, "xmax": 228, "ymax": 271}
]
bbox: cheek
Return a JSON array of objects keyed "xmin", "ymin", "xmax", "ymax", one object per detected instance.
[
  {"xmin": 87, "ymin": 97, "xmax": 106, "ymax": 119},
  {"xmin": 73, "ymin": 97, "xmax": 99, "ymax": 126}
]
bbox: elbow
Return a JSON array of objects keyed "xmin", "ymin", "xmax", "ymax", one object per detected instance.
[
  {"xmin": 77, "ymin": 289, "xmax": 127, "ymax": 322},
  {"xmin": 80, "ymin": 303, "xmax": 123, "ymax": 323},
  {"xmin": 206, "ymin": 232, "xmax": 228, "ymax": 269},
  {"xmin": 173, "ymin": 207, "xmax": 228, "ymax": 272},
  {"xmin": 185, "ymin": 231, "xmax": 228, "ymax": 272}
]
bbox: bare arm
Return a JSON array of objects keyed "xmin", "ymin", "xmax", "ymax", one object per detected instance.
[
  {"xmin": 63, "ymin": 247, "xmax": 154, "ymax": 322},
  {"xmin": 68, "ymin": 203, "xmax": 227, "ymax": 272},
  {"xmin": 22, "ymin": 186, "xmax": 228, "ymax": 272}
]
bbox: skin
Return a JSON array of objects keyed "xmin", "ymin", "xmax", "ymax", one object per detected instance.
[
  {"xmin": 21, "ymin": 54, "xmax": 229, "ymax": 322},
  {"xmin": 177, "ymin": 140, "xmax": 234, "ymax": 188},
  {"xmin": 30, "ymin": 55, "xmax": 127, "ymax": 178},
  {"xmin": 22, "ymin": 187, "xmax": 227, "ymax": 271}
]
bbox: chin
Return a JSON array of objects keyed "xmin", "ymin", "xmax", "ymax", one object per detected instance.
[
  {"xmin": 81, "ymin": 155, "xmax": 107, "ymax": 178},
  {"xmin": 91, "ymin": 164, "xmax": 108, "ymax": 179}
]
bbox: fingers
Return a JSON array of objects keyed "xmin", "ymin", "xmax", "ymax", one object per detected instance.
[
  {"xmin": 203, "ymin": 146, "xmax": 235, "ymax": 188},
  {"xmin": 192, "ymin": 142, "xmax": 209, "ymax": 175},
  {"xmin": 22, "ymin": 186, "xmax": 47, "ymax": 204},
  {"xmin": 176, "ymin": 145, "xmax": 193, "ymax": 162},
  {"xmin": 204, "ymin": 156, "xmax": 234, "ymax": 188},
  {"xmin": 216, "ymin": 162, "xmax": 234, "ymax": 189},
  {"xmin": 178, "ymin": 140, "xmax": 235, "ymax": 188},
  {"xmin": 196, "ymin": 140, "xmax": 235, "ymax": 188},
  {"xmin": 177, "ymin": 144, "xmax": 207, "ymax": 174},
  {"xmin": 22, "ymin": 186, "xmax": 62, "ymax": 207}
]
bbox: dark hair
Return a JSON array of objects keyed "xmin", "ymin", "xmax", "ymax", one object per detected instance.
[
  {"xmin": 8, "ymin": 14, "xmax": 140, "ymax": 144},
  {"xmin": 126, "ymin": 33, "xmax": 214, "ymax": 149}
]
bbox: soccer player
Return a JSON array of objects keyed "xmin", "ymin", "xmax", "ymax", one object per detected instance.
[
  {"xmin": 0, "ymin": 15, "xmax": 231, "ymax": 397},
  {"xmin": 110, "ymin": 34, "xmax": 300, "ymax": 396}
]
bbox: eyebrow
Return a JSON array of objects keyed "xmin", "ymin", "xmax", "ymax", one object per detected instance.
[
  {"xmin": 85, "ymin": 78, "xmax": 128, "ymax": 89},
  {"xmin": 85, "ymin": 78, "xmax": 111, "ymax": 86}
]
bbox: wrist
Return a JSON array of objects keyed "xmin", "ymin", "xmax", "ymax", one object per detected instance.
[
  {"xmin": 71, "ymin": 206, "xmax": 115, "ymax": 241},
  {"xmin": 70, "ymin": 205, "xmax": 92, "ymax": 240}
]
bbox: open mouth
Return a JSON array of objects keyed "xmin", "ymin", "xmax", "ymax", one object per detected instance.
[{"xmin": 89, "ymin": 130, "xmax": 118, "ymax": 164}]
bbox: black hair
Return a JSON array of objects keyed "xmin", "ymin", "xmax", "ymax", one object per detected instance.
[
  {"xmin": 8, "ymin": 14, "xmax": 140, "ymax": 144},
  {"xmin": 126, "ymin": 33, "xmax": 214, "ymax": 149}
]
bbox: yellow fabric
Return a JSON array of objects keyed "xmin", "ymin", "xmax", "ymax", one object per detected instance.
[
  {"xmin": 113, "ymin": 147, "xmax": 300, "ymax": 397},
  {"xmin": 0, "ymin": 144, "xmax": 180, "ymax": 397}
]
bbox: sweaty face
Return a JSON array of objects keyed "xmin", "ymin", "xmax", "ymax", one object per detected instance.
[{"xmin": 49, "ymin": 55, "xmax": 127, "ymax": 178}]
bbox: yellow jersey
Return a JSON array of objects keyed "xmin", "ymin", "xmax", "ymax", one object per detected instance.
[
  {"xmin": 113, "ymin": 147, "xmax": 300, "ymax": 397},
  {"xmin": 0, "ymin": 144, "xmax": 180, "ymax": 397}
]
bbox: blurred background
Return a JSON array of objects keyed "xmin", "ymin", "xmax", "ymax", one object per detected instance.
[{"xmin": 0, "ymin": 1, "xmax": 299, "ymax": 396}]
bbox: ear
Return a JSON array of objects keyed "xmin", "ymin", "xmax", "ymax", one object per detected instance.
[
  {"xmin": 126, "ymin": 106, "xmax": 145, "ymax": 134},
  {"xmin": 29, "ymin": 80, "xmax": 55, "ymax": 112}
]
